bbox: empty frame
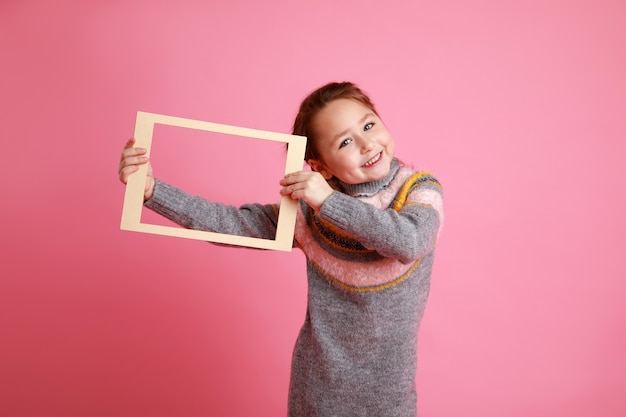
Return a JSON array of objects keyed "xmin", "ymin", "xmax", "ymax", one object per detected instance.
[{"xmin": 120, "ymin": 111, "xmax": 307, "ymax": 251}]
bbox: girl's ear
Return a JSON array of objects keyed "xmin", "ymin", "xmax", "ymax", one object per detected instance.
[{"xmin": 307, "ymin": 159, "xmax": 333, "ymax": 180}]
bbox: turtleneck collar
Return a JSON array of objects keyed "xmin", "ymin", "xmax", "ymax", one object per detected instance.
[{"xmin": 328, "ymin": 158, "xmax": 402, "ymax": 198}]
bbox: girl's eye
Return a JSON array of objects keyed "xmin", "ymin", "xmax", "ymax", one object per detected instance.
[
  {"xmin": 364, "ymin": 122, "xmax": 374, "ymax": 131},
  {"xmin": 339, "ymin": 138, "xmax": 352, "ymax": 148}
]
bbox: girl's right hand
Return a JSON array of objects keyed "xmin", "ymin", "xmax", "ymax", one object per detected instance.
[
  {"xmin": 279, "ymin": 170, "xmax": 334, "ymax": 212},
  {"xmin": 118, "ymin": 138, "xmax": 155, "ymax": 201}
]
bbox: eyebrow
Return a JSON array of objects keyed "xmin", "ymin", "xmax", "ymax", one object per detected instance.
[{"xmin": 333, "ymin": 113, "xmax": 376, "ymax": 142}]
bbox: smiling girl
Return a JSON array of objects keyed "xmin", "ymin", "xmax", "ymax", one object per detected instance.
[{"xmin": 119, "ymin": 81, "xmax": 443, "ymax": 417}]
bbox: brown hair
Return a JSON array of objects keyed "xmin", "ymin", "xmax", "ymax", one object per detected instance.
[{"xmin": 292, "ymin": 81, "xmax": 379, "ymax": 161}]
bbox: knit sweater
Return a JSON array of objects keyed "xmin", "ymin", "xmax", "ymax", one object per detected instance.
[{"xmin": 145, "ymin": 159, "xmax": 443, "ymax": 417}]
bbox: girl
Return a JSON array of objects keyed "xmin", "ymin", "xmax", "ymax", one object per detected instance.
[{"xmin": 118, "ymin": 82, "xmax": 443, "ymax": 417}]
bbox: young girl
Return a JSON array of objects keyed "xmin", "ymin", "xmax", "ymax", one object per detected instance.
[{"xmin": 118, "ymin": 82, "xmax": 443, "ymax": 417}]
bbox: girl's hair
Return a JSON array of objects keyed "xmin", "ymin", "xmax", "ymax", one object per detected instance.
[{"xmin": 292, "ymin": 81, "xmax": 379, "ymax": 161}]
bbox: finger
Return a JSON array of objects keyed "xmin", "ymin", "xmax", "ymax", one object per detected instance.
[
  {"xmin": 119, "ymin": 149, "xmax": 147, "ymax": 170},
  {"xmin": 118, "ymin": 155, "xmax": 149, "ymax": 173},
  {"xmin": 119, "ymin": 165, "xmax": 139, "ymax": 184},
  {"xmin": 123, "ymin": 137, "xmax": 136, "ymax": 149},
  {"xmin": 121, "ymin": 145, "xmax": 147, "ymax": 159},
  {"xmin": 289, "ymin": 188, "xmax": 312, "ymax": 201},
  {"xmin": 120, "ymin": 138, "xmax": 147, "ymax": 163},
  {"xmin": 279, "ymin": 187, "xmax": 300, "ymax": 200},
  {"xmin": 282, "ymin": 182, "xmax": 312, "ymax": 200},
  {"xmin": 279, "ymin": 185, "xmax": 296, "ymax": 196},
  {"xmin": 281, "ymin": 171, "xmax": 311, "ymax": 185},
  {"xmin": 119, "ymin": 153, "xmax": 148, "ymax": 167}
]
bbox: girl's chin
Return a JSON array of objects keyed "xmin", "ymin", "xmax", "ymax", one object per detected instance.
[{"xmin": 364, "ymin": 163, "xmax": 392, "ymax": 182}]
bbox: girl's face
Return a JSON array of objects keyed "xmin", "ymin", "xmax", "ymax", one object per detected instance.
[{"xmin": 308, "ymin": 98, "xmax": 395, "ymax": 185}]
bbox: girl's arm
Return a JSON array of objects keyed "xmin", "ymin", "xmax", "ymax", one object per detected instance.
[
  {"xmin": 319, "ymin": 181, "xmax": 443, "ymax": 264},
  {"xmin": 145, "ymin": 179, "xmax": 280, "ymax": 240}
]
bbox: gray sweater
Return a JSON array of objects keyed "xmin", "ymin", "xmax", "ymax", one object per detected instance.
[{"xmin": 145, "ymin": 159, "xmax": 443, "ymax": 417}]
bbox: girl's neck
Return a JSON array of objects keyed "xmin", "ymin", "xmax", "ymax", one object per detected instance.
[{"xmin": 330, "ymin": 158, "xmax": 401, "ymax": 197}]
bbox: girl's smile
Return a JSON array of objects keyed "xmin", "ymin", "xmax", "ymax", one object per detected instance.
[{"xmin": 363, "ymin": 151, "xmax": 383, "ymax": 167}]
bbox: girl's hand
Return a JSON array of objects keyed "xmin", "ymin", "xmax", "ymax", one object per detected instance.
[
  {"xmin": 280, "ymin": 171, "xmax": 333, "ymax": 211},
  {"xmin": 118, "ymin": 138, "xmax": 155, "ymax": 200}
]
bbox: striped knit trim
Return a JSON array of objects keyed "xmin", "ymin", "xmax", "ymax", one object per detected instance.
[
  {"xmin": 309, "ymin": 209, "xmax": 374, "ymax": 254},
  {"xmin": 392, "ymin": 172, "xmax": 442, "ymax": 212},
  {"xmin": 311, "ymin": 257, "xmax": 422, "ymax": 293}
]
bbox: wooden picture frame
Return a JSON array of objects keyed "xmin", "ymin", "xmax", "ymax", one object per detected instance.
[{"xmin": 120, "ymin": 111, "xmax": 307, "ymax": 251}]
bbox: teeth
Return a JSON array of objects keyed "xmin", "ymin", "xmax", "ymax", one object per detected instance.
[{"xmin": 364, "ymin": 152, "xmax": 381, "ymax": 167}]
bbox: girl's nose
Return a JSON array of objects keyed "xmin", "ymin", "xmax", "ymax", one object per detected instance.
[{"xmin": 359, "ymin": 136, "xmax": 375, "ymax": 153}]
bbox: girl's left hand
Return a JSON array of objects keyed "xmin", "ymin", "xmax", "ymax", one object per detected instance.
[{"xmin": 280, "ymin": 171, "xmax": 334, "ymax": 211}]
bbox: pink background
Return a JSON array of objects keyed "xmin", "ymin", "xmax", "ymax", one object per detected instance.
[{"xmin": 1, "ymin": 1, "xmax": 625, "ymax": 416}]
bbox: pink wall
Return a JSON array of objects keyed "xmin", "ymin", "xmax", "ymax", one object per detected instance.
[{"xmin": 1, "ymin": 1, "xmax": 625, "ymax": 416}]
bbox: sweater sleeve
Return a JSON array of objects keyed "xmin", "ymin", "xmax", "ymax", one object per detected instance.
[
  {"xmin": 319, "ymin": 178, "xmax": 443, "ymax": 264},
  {"xmin": 144, "ymin": 179, "xmax": 280, "ymax": 240}
]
